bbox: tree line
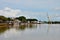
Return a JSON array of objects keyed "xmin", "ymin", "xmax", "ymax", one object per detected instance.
[{"xmin": 0, "ymin": 16, "xmax": 38, "ymax": 23}]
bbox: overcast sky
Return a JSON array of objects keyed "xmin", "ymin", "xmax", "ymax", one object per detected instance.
[{"xmin": 0, "ymin": 0, "xmax": 60, "ymax": 21}]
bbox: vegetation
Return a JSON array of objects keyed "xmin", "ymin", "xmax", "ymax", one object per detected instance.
[
  {"xmin": 0, "ymin": 16, "xmax": 13, "ymax": 23},
  {"xmin": 43, "ymin": 21, "xmax": 60, "ymax": 24},
  {"xmin": 0, "ymin": 15, "xmax": 38, "ymax": 23},
  {"xmin": 26, "ymin": 19, "xmax": 38, "ymax": 21},
  {"xmin": 0, "ymin": 15, "xmax": 60, "ymax": 24},
  {"xmin": 16, "ymin": 16, "xmax": 26, "ymax": 22},
  {"xmin": 0, "ymin": 16, "xmax": 8, "ymax": 22},
  {"xmin": 26, "ymin": 19, "xmax": 38, "ymax": 23},
  {"xmin": 7, "ymin": 17, "xmax": 13, "ymax": 21},
  {"xmin": 15, "ymin": 16, "xmax": 38, "ymax": 23}
]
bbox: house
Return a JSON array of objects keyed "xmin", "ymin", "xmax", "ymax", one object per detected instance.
[{"xmin": 13, "ymin": 19, "xmax": 21, "ymax": 27}]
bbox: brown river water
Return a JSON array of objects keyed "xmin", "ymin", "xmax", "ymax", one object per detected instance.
[{"xmin": 0, "ymin": 24, "xmax": 60, "ymax": 40}]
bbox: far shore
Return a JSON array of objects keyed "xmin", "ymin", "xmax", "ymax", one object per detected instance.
[{"xmin": 0, "ymin": 22, "xmax": 60, "ymax": 26}]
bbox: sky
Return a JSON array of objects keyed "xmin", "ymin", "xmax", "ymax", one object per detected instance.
[{"xmin": 0, "ymin": 0, "xmax": 60, "ymax": 21}]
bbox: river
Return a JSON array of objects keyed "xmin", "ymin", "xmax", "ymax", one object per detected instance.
[{"xmin": 0, "ymin": 24, "xmax": 60, "ymax": 40}]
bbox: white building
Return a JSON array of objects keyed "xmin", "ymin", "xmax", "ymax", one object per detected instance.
[{"xmin": 13, "ymin": 19, "xmax": 21, "ymax": 27}]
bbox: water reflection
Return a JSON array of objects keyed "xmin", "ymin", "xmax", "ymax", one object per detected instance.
[
  {"xmin": 18, "ymin": 25, "xmax": 26, "ymax": 30},
  {"xmin": 47, "ymin": 24, "xmax": 50, "ymax": 34},
  {"xmin": 0, "ymin": 24, "xmax": 60, "ymax": 40},
  {"xmin": 0, "ymin": 24, "xmax": 37, "ymax": 34},
  {"xmin": 0, "ymin": 26, "xmax": 9, "ymax": 34},
  {"xmin": 15, "ymin": 24, "xmax": 37, "ymax": 30},
  {"xmin": 27, "ymin": 24, "xmax": 37, "ymax": 29}
]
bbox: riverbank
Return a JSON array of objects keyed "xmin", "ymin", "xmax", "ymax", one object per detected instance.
[
  {"xmin": 0, "ymin": 22, "xmax": 60, "ymax": 28},
  {"xmin": 0, "ymin": 23, "xmax": 8, "ymax": 27}
]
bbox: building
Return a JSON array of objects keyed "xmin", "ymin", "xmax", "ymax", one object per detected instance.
[{"xmin": 13, "ymin": 19, "xmax": 21, "ymax": 27}]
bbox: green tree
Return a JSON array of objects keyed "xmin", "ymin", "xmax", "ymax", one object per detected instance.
[
  {"xmin": 26, "ymin": 19, "xmax": 38, "ymax": 21},
  {"xmin": 26, "ymin": 19, "xmax": 38, "ymax": 23},
  {"xmin": 16, "ymin": 16, "xmax": 26, "ymax": 22},
  {"xmin": 0, "ymin": 16, "xmax": 8, "ymax": 21},
  {"xmin": 7, "ymin": 17, "xmax": 13, "ymax": 21}
]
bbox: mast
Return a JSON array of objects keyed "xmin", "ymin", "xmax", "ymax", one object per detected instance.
[{"xmin": 47, "ymin": 12, "xmax": 51, "ymax": 24}]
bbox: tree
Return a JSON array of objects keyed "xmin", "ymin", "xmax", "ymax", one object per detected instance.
[
  {"xmin": 16, "ymin": 16, "xmax": 26, "ymax": 22},
  {"xmin": 26, "ymin": 19, "xmax": 38, "ymax": 23},
  {"xmin": 26, "ymin": 19, "xmax": 38, "ymax": 21},
  {"xmin": 0, "ymin": 16, "xmax": 8, "ymax": 21},
  {"xmin": 7, "ymin": 17, "xmax": 13, "ymax": 21}
]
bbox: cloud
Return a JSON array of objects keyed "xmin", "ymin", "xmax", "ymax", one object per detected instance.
[
  {"xmin": 0, "ymin": 7, "xmax": 60, "ymax": 21},
  {"xmin": 53, "ymin": 7, "xmax": 60, "ymax": 11},
  {"xmin": 0, "ymin": 0, "xmax": 60, "ymax": 21},
  {"xmin": 0, "ymin": 7, "xmax": 47, "ymax": 20},
  {"xmin": 0, "ymin": 7, "xmax": 21, "ymax": 17}
]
